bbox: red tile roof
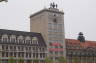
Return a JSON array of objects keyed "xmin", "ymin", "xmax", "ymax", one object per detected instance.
[{"xmin": 66, "ymin": 39, "xmax": 96, "ymax": 48}]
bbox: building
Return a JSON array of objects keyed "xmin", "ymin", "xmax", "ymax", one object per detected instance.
[
  {"xmin": 0, "ymin": 29, "xmax": 47, "ymax": 63},
  {"xmin": 66, "ymin": 32, "xmax": 96, "ymax": 63},
  {"xmin": 30, "ymin": 2, "xmax": 66, "ymax": 62},
  {"xmin": 1, "ymin": 2, "xmax": 96, "ymax": 63}
]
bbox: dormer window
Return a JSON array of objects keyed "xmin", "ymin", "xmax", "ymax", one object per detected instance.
[
  {"xmin": 17, "ymin": 36, "xmax": 24, "ymax": 44},
  {"xmin": 10, "ymin": 35, "xmax": 16, "ymax": 43},
  {"xmin": 2, "ymin": 34, "xmax": 8, "ymax": 42},
  {"xmin": 32, "ymin": 37, "xmax": 38, "ymax": 44},
  {"xmin": 26, "ymin": 40, "xmax": 31, "ymax": 44},
  {"xmin": 18, "ymin": 39, "xmax": 23, "ymax": 43},
  {"xmin": 25, "ymin": 36, "xmax": 31, "ymax": 44}
]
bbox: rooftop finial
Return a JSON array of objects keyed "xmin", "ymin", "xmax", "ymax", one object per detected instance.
[
  {"xmin": 50, "ymin": 2, "xmax": 58, "ymax": 8},
  {"xmin": 56, "ymin": 4, "xmax": 58, "ymax": 8}
]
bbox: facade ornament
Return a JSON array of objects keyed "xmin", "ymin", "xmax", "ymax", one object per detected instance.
[{"xmin": 50, "ymin": 2, "xmax": 58, "ymax": 8}]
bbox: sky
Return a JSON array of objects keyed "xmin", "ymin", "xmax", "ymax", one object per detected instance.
[{"xmin": 0, "ymin": 0, "xmax": 96, "ymax": 41}]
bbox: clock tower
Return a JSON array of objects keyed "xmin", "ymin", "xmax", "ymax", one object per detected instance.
[{"xmin": 30, "ymin": 3, "xmax": 66, "ymax": 62}]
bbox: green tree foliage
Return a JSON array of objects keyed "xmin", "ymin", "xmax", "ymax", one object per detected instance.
[
  {"xmin": 29, "ymin": 60, "xmax": 32, "ymax": 63},
  {"xmin": 58, "ymin": 56, "xmax": 67, "ymax": 63},
  {"xmin": 45, "ymin": 57, "xmax": 53, "ymax": 63},
  {"xmin": 8, "ymin": 57, "xmax": 15, "ymax": 63},
  {"xmin": 72, "ymin": 58, "xmax": 80, "ymax": 63},
  {"xmin": 87, "ymin": 59, "xmax": 94, "ymax": 63},
  {"xmin": 18, "ymin": 58, "xmax": 24, "ymax": 63},
  {"xmin": 0, "ymin": 57, "xmax": 1, "ymax": 63},
  {"xmin": 33, "ymin": 59, "xmax": 39, "ymax": 63}
]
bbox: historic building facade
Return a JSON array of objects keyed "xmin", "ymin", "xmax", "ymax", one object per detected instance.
[
  {"xmin": 30, "ymin": 3, "xmax": 66, "ymax": 62},
  {"xmin": 66, "ymin": 32, "xmax": 96, "ymax": 63},
  {"xmin": 1, "ymin": 3, "xmax": 96, "ymax": 63},
  {"xmin": 0, "ymin": 29, "xmax": 47, "ymax": 63}
]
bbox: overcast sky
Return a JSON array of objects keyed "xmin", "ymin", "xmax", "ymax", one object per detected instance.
[{"xmin": 0, "ymin": 0, "xmax": 96, "ymax": 41}]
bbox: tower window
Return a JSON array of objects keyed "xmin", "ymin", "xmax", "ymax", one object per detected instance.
[{"xmin": 53, "ymin": 18, "xmax": 57, "ymax": 23}]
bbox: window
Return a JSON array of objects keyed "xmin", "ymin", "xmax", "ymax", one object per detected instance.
[
  {"xmin": 2, "ymin": 52, "xmax": 5, "ymax": 57},
  {"xmin": 6, "ymin": 46, "xmax": 8, "ymax": 50},
  {"xmin": 18, "ymin": 39, "xmax": 23, "ymax": 43},
  {"xmin": 26, "ymin": 40, "xmax": 31, "ymax": 44},
  {"xmin": 6, "ymin": 52, "xmax": 8, "ymax": 57},
  {"xmin": 18, "ymin": 52, "xmax": 20, "ymax": 57},
  {"xmin": 55, "ymin": 57, "xmax": 58, "ymax": 60},
  {"xmin": 33, "ymin": 53, "xmax": 35, "ymax": 58},
  {"xmin": 11, "ymin": 38, "xmax": 16, "ymax": 43},
  {"xmin": 17, "ymin": 36, "xmax": 24, "ymax": 44},
  {"xmin": 14, "ymin": 52, "xmax": 16, "ymax": 57},
  {"xmin": 2, "ymin": 45, "xmax": 4, "ymax": 50},
  {"xmin": 32, "ymin": 37, "xmax": 38, "ymax": 44},
  {"xmin": 50, "ymin": 51, "xmax": 53, "ymax": 54},
  {"xmin": 36, "ymin": 53, "xmax": 38, "ymax": 58},
  {"xmin": 14, "ymin": 46, "xmax": 16, "ymax": 51},
  {"xmin": 21, "ymin": 46, "xmax": 24, "ymax": 51},
  {"xmin": 10, "ymin": 52, "xmax": 13, "ymax": 57},
  {"xmin": 2, "ymin": 34, "xmax": 8, "ymax": 42},
  {"xmin": 10, "ymin": 46, "xmax": 13, "ymax": 50},
  {"xmin": 53, "ymin": 18, "xmax": 57, "ymax": 23},
  {"xmin": 21, "ymin": 52, "xmax": 24, "ymax": 57},
  {"xmin": 29, "ymin": 47, "xmax": 31, "ymax": 51},
  {"xmin": 55, "ymin": 51, "xmax": 58, "ymax": 55},
  {"xmin": 60, "ymin": 51, "xmax": 63, "ymax": 55},
  {"xmin": 10, "ymin": 35, "xmax": 16, "ymax": 43},
  {"xmin": 29, "ymin": 53, "xmax": 31, "ymax": 58},
  {"xmin": 26, "ymin": 47, "xmax": 28, "ymax": 51},
  {"xmin": 33, "ymin": 47, "xmax": 35, "ymax": 51},
  {"xmin": 60, "ymin": 46, "xmax": 63, "ymax": 48},
  {"xmin": 42, "ymin": 48, "xmax": 45, "ymax": 52},
  {"xmin": 55, "ymin": 46, "xmax": 58, "ymax": 48},
  {"xmin": 25, "ymin": 36, "xmax": 31, "ymax": 44},
  {"xmin": 50, "ymin": 57, "xmax": 53, "ymax": 60},
  {"xmin": 3, "ymin": 38, "xmax": 8, "ymax": 42},
  {"xmin": 40, "ymin": 53, "xmax": 42, "ymax": 58}
]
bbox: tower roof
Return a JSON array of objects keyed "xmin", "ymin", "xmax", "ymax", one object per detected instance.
[{"xmin": 30, "ymin": 7, "xmax": 64, "ymax": 18}]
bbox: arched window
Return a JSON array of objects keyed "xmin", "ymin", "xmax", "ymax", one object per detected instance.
[
  {"xmin": 2, "ymin": 34, "xmax": 8, "ymax": 42},
  {"xmin": 25, "ymin": 36, "xmax": 31, "ymax": 44},
  {"xmin": 32, "ymin": 37, "xmax": 38, "ymax": 44},
  {"xmin": 17, "ymin": 36, "xmax": 24, "ymax": 44},
  {"xmin": 10, "ymin": 35, "xmax": 16, "ymax": 43}
]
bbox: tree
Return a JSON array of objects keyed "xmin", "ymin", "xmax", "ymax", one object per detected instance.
[
  {"xmin": 0, "ymin": 57, "xmax": 1, "ymax": 63},
  {"xmin": 72, "ymin": 58, "xmax": 80, "ymax": 63},
  {"xmin": 8, "ymin": 57, "xmax": 15, "ymax": 63},
  {"xmin": 58, "ymin": 56, "xmax": 67, "ymax": 63},
  {"xmin": 45, "ymin": 57, "xmax": 53, "ymax": 63},
  {"xmin": 33, "ymin": 59, "xmax": 39, "ymax": 63},
  {"xmin": 18, "ymin": 58, "xmax": 24, "ymax": 63}
]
